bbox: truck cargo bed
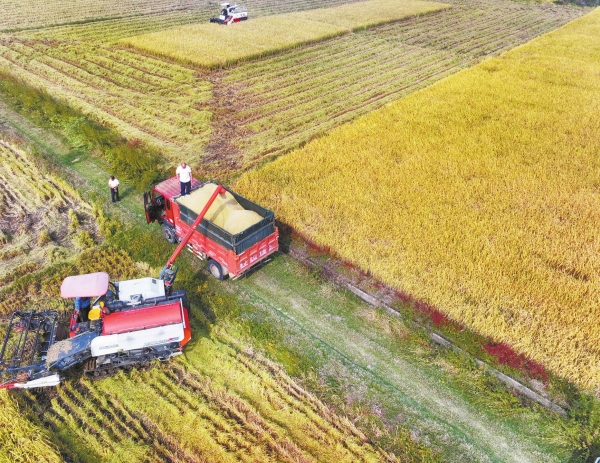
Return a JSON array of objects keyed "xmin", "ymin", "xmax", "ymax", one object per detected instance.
[{"xmin": 176, "ymin": 181, "xmax": 276, "ymax": 255}]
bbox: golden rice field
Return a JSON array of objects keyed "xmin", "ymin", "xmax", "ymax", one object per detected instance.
[
  {"xmin": 0, "ymin": 138, "xmax": 97, "ymax": 284},
  {"xmin": 235, "ymin": 9, "xmax": 600, "ymax": 391},
  {"xmin": 0, "ymin": 391, "xmax": 62, "ymax": 463},
  {"xmin": 121, "ymin": 0, "xmax": 449, "ymax": 68}
]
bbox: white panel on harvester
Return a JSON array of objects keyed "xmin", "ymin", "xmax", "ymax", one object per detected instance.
[{"xmin": 117, "ymin": 277, "xmax": 166, "ymax": 302}]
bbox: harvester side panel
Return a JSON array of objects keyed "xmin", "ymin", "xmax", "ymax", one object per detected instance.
[{"xmin": 102, "ymin": 300, "xmax": 183, "ymax": 335}]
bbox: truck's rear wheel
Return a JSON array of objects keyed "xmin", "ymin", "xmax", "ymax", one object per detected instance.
[
  {"xmin": 207, "ymin": 259, "xmax": 224, "ymax": 280},
  {"xmin": 162, "ymin": 224, "xmax": 177, "ymax": 244}
]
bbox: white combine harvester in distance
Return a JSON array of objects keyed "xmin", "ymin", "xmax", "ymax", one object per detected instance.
[{"xmin": 210, "ymin": 3, "xmax": 249, "ymax": 25}]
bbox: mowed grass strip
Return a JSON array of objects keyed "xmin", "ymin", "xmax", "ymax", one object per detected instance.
[
  {"xmin": 235, "ymin": 9, "xmax": 600, "ymax": 391},
  {"xmin": 120, "ymin": 0, "xmax": 450, "ymax": 68}
]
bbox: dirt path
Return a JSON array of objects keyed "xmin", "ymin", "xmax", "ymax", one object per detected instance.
[{"xmin": 231, "ymin": 257, "xmax": 571, "ymax": 463}]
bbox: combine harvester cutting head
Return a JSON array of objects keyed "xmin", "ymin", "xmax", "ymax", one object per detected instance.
[
  {"xmin": 0, "ymin": 272, "xmax": 191, "ymax": 389},
  {"xmin": 210, "ymin": 3, "xmax": 248, "ymax": 25}
]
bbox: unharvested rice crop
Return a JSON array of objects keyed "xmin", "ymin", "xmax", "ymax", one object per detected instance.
[
  {"xmin": 120, "ymin": 0, "xmax": 449, "ymax": 68},
  {"xmin": 235, "ymin": 9, "xmax": 600, "ymax": 390}
]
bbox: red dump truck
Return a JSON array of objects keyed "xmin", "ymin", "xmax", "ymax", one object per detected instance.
[{"xmin": 144, "ymin": 177, "xmax": 279, "ymax": 279}]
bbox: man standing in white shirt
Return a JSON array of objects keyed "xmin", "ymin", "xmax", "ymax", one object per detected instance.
[
  {"xmin": 176, "ymin": 162, "xmax": 193, "ymax": 196},
  {"xmin": 108, "ymin": 176, "xmax": 120, "ymax": 203}
]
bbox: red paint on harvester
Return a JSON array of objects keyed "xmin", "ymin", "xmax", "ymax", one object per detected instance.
[{"xmin": 102, "ymin": 301, "xmax": 183, "ymax": 335}]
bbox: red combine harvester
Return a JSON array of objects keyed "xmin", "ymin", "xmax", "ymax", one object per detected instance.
[
  {"xmin": 0, "ymin": 185, "xmax": 229, "ymax": 389},
  {"xmin": 210, "ymin": 3, "xmax": 248, "ymax": 25},
  {"xmin": 144, "ymin": 178, "xmax": 279, "ymax": 280}
]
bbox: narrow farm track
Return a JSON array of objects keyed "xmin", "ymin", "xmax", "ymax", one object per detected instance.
[
  {"xmin": 231, "ymin": 257, "xmax": 572, "ymax": 463},
  {"xmin": 208, "ymin": 0, "xmax": 588, "ymax": 170}
]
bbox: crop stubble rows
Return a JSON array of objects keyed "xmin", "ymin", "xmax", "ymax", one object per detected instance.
[
  {"xmin": 0, "ymin": 0, "xmax": 586, "ymax": 169},
  {"xmin": 19, "ymin": 330, "xmax": 386, "ymax": 462},
  {"xmin": 212, "ymin": 0, "xmax": 586, "ymax": 170}
]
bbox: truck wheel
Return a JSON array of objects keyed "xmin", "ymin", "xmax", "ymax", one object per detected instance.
[
  {"xmin": 162, "ymin": 224, "xmax": 177, "ymax": 244},
  {"xmin": 207, "ymin": 259, "xmax": 225, "ymax": 280}
]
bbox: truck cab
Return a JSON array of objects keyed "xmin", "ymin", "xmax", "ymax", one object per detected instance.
[{"xmin": 145, "ymin": 178, "xmax": 202, "ymax": 229}]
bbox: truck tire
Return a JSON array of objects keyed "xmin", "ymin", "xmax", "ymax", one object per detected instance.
[
  {"xmin": 162, "ymin": 224, "xmax": 177, "ymax": 244},
  {"xmin": 207, "ymin": 259, "xmax": 225, "ymax": 280}
]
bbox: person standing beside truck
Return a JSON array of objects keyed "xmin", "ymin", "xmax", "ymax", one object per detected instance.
[
  {"xmin": 108, "ymin": 176, "xmax": 120, "ymax": 203},
  {"xmin": 176, "ymin": 162, "xmax": 193, "ymax": 196}
]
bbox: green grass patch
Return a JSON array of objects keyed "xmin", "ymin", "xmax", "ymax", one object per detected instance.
[
  {"xmin": 120, "ymin": 0, "xmax": 450, "ymax": 68},
  {"xmin": 0, "ymin": 71, "xmax": 166, "ymax": 191}
]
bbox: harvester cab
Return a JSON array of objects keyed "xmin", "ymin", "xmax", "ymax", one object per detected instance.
[{"xmin": 210, "ymin": 3, "xmax": 248, "ymax": 24}]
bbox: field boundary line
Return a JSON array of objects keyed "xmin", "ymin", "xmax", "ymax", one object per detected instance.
[{"xmin": 288, "ymin": 246, "xmax": 568, "ymax": 417}]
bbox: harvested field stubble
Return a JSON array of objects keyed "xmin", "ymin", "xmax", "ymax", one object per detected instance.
[
  {"xmin": 0, "ymin": 138, "xmax": 97, "ymax": 281},
  {"xmin": 235, "ymin": 9, "xmax": 600, "ymax": 390}
]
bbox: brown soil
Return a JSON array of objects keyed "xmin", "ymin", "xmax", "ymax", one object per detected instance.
[{"xmin": 200, "ymin": 71, "xmax": 251, "ymax": 178}]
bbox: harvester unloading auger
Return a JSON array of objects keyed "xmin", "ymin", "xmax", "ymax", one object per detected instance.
[{"xmin": 0, "ymin": 185, "xmax": 227, "ymax": 389}]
